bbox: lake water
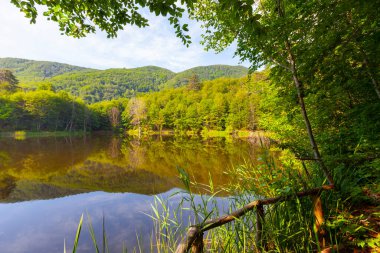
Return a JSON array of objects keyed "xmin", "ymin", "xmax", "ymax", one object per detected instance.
[{"xmin": 0, "ymin": 133, "xmax": 268, "ymax": 253}]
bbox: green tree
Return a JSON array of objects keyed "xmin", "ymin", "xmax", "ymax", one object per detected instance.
[
  {"xmin": 192, "ymin": 0, "xmax": 348, "ymax": 184},
  {"xmin": 127, "ymin": 97, "xmax": 147, "ymax": 136},
  {"xmin": 0, "ymin": 69, "xmax": 19, "ymax": 94},
  {"xmin": 0, "ymin": 97, "xmax": 16, "ymax": 129},
  {"xmin": 147, "ymin": 100, "xmax": 165, "ymax": 133},
  {"xmin": 187, "ymin": 74, "xmax": 201, "ymax": 91},
  {"xmin": 36, "ymin": 82, "xmax": 55, "ymax": 91}
]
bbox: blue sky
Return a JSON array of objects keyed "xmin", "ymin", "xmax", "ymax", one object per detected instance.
[{"xmin": 0, "ymin": 1, "xmax": 249, "ymax": 72}]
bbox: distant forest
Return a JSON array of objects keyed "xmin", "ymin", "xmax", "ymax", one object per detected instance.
[
  {"xmin": 0, "ymin": 58, "xmax": 253, "ymax": 133},
  {"xmin": 0, "ymin": 58, "xmax": 247, "ymax": 103}
]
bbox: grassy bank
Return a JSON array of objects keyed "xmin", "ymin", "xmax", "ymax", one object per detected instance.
[{"xmin": 0, "ymin": 130, "xmax": 88, "ymax": 140}]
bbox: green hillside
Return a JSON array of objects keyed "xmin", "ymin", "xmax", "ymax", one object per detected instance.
[
  {"xmin": 0, "ymin": 57, "xmax": 92, "ymax": 82},
  {"xmin": 162, "ymin": 65, "xmax": 248, "ymax": 89},
  {"xmin": 0, "ymin": 58, "xmax": 248, "ymax": 103},
  {"xmin": 49, "ymin": 66, "xmax": 176, "ymax": 103}
]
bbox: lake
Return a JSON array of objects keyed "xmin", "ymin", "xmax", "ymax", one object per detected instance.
[{"xmin": 0, "ymin": 133, "xmax": 268, "ymax": 252}]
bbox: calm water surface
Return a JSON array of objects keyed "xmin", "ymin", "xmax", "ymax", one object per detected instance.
[{"xmin": 0, "ymin": 133, "xmax": 268, "ymax": 253}]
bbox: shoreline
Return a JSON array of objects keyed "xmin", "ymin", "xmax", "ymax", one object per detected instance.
[
  {"xmin": 126, "ymin": 129, "xmax": 272, "ymax": 142},
  {"xmin": 0, "ymin": 130, "xmax": 88, "ymax": 139},
  {"xmin": 0, "ymin": 129, "xmax": 272, "ymax": 144}
]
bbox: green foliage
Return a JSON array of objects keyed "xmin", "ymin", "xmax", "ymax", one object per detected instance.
[
  {"xmin": 49, "ymin": 66, "xmax": 174, "ymax": 103},
  {"xmin": 192, "ymin": 0, "xmax": 380, "ymax": 186},
  {"xmin": 0, "ymin": 69, "xmax": 19, "ymax": 94},
  {"xmin": 89, "ymin": 99, "xmax": 128, "ymax": 130},
  {"xmin": 325, "ymin": 209, "xmax": 380, "ymax": 250},
  {"xmin": 72, "ymin": 214, "xmax": 83, "ymax": 253},
  {"xmin": 122, "ymin": 75, "xmax": 264, "ymax": 134},
  {"xmin": 0, "ymin": 97, "xmax": 15, "ymax": 125},
  {"xmin": 0, "ymin": 58, "xmax": 90, "ymax": 83},
  {"xmin": 162, "ymin": 65, "xmax": 248, "ymax": 89},
  {"xmin": 150, "ymin": 152, "xmax": 325, "ymax": 252},
  {"xmin": 10, "ymin": 0, "xmax": 194, "ymax": 45},
  {"xmin": 0, "ymin": 90, "xmax": 91, "ymax": 131},
  {"xmin": 1, "ymin": 58, "xmax": 248, "ymax": 104},
  {"xmin": 0, "ymin": 70, "xmax": 258, "ymax": 133}
]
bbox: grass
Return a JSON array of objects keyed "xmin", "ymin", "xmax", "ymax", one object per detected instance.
[
  {"xmin": 0, "ymin": 130, "xmax": 87, "ymax": 139},
  {"xmin": 147, "ymin": 161, "xmax": 325, "ymax": 252},
  {"xmin": 147, "ymin": 149, "xmax": 379, "ymax": 252},
  {"xmin": 67, "ymin": 213, "xmax": 112, "ymax": 253},
  {"xmin": 65, "ymin": 214, "xmax": 83, "ymax": 253}
]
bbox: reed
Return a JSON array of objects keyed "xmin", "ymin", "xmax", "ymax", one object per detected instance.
[
  {"xmin": 64, "ymin": 214, "xmax": 83, "ymax": 253},
  {"xmin": 149, "ymin": 150, "xmax": 337, "ymax": 252}
]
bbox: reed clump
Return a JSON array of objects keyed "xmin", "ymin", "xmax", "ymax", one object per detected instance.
[{"xmin": 150, "ymin": 148, "xmax": 379, "ymax": 252}]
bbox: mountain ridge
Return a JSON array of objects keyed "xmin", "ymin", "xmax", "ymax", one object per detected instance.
[
  {"xmin": 0, "ymin": 57, "xmax": 249, "ymax": 103},
  {"xmin": 0, "ymin": 57, "xmax": 93, "ymax": 82},
  {"xmin": 0, "ymin": 57, "xmax": 247, "ymax": 75}
]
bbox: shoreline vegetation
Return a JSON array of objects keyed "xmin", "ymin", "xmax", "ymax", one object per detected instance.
[
  {"xmin": 126, "ymin": 129, "xmax": 271, "ymax": 140},
  {"xmin": 0, "ymin": 130, "xmax": 87, "ymax": 139},
  {"xmin": 0, "ymin": 129, "xmax": 272, "ymax": 142}
]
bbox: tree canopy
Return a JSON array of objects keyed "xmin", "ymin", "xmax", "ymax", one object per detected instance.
[
  {"xmin": 11, "ymin": 0, "xmax": 194, "ymax": 45},
  {"xmin": 0, "ymin": 69, "xmax": 19, "ymax": 93}
]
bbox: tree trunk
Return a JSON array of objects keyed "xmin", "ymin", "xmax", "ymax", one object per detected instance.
[
  {"xmin": 55, "ymin": 116, "xmax": 58, "ymax": 131},
  {"xmin": 159, "ymin": 124, "xmax": 163, "ymax": 135},
  {"xmin": 70, "ymin": 98, "xmax": 75, "ymax": 132},
  {"xmin": 191, "ymin": 233, "xmax": 203, "ymax": 253},
  {"xmin": 313, "ymin": 194, "xmax": 326, "ymax": 247},
  {"xmin": 256, "ymin": 204, "xmax": 265, "ymax": 249},
  {"xmin": 363, "ymin": 58, "xmax": 380, "ymax": 99},
  {"xmin": 285, "ymin": 41, "xmax": 334, "ymax": 185}
]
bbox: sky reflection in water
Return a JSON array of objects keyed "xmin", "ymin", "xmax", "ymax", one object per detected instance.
[{"xmin": 0, "ymin": 134, "xmax": 265, "ymax": 252}]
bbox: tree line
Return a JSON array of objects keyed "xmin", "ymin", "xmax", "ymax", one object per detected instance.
[{"xmin": 0, "ymin": 69, "xmax": 265, "ymax": 133}]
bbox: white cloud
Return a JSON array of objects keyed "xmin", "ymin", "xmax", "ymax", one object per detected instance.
[{"xmin": 0, "ymin": 1, "xmax": 248, "ymax": 72}]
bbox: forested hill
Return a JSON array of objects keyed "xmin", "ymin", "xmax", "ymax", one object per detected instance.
[
  {"xmin": 0, "ymin": 58, "xmax": 248, "ymax": 103},
  {"xmin": 161, "ymin": 65, "xmax": 248, "ymax": 89},
  {"xmin": 49, "ymin": 66, "xmax": 176, "ymax": 103},
  {"xmin": 0, "ymin": 58, "xmax": 92, "ymax": 83}
]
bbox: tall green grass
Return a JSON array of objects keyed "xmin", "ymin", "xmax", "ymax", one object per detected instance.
[
  {"xmin": 65, "ymin": 214, "xmax": 83, "ymax": 253},
  {"xmin": 148, "ymin": 149, "xmax": 337, "ymax": 252}
]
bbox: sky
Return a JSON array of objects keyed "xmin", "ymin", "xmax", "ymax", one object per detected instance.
[{"xmin": 0, "ymin": 1, "xmax": 249, "ymax": 72}]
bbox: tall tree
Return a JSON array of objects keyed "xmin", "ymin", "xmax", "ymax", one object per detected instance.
[
  {"xmin": 192, "ymin": 0, "xmax": 372, "ymax": 185},
  {"xmin": 187, "ymin": 74, "xmax": 201, "ymax": 91},
  {"xmin": 127, "ymin": 97, "xmax": 147, "ymax": 137},
  {"xmin": 0, "ymin": 69, "xmax": 19, "ymax": 93}
]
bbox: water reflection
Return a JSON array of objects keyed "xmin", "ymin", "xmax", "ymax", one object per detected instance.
[
  {"xmin": 0, "ymin": 133, "xmax": 268, "ymax": 252},
  {"xmin": 0, "ymin": 134, "xmax": 265, "ymax": 202}
]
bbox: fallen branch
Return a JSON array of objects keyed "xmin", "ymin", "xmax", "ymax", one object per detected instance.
[{"xmin": 175, "ymin": 184, "xmax": 334, "ymax": 253}]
